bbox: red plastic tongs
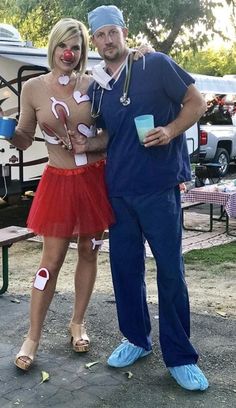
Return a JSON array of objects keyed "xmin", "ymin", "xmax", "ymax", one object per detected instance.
[
  {"xmin": 57, "ymin": 107, "xmax": 73, "ymax": 151},
  {"xmin": 42, "ymin": 122, "xmax": 72, "ymax": 150}
]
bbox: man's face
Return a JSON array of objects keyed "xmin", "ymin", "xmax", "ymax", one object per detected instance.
[{"xmin": 92, "ymin": 25, "xmax": 128, "ymax": 62}]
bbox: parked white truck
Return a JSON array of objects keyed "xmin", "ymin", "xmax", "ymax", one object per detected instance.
[{"xmin": 188, "ymin": 73, "xmax": 236, "ymax": 177}]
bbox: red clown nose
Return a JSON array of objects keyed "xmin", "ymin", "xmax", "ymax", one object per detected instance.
[{"xmin": 63, "ymin": 49, "xmax": 75, "ymax": 62}]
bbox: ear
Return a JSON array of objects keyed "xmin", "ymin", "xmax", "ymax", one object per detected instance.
[
  {"xmin": 122, "ymin": 28, "xmax": 128, "ymax": 38},
  {"xmin": 91, "ymin": 35, "xmax": 96, "ymax": 46}
]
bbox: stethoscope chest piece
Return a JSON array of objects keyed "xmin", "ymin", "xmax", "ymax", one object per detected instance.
[{"xmin": 120, "ymin": 95, "xmax": 131, "ymax": 106}]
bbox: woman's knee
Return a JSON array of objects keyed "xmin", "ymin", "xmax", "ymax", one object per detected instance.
[
  {"xmin": 39, "ymin": 253, "xmax": 65, "ymax": 280},
  {"xmin": 78, "ymin": 236, "xmax": 101, "ymax": 262}
]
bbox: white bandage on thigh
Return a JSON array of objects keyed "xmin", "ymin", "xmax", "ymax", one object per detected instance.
[
  {"xmin": 91, "ymin": 238, "xmax": 103, "ymax": 250},
  {"xmin": 33, "ymin": 268, "xmax": 49, "ymax": 290}
]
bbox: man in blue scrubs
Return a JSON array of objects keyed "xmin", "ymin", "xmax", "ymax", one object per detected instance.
[{"xmin": 83, "ymin": 5, "xmax": 208, "ymax": 391}]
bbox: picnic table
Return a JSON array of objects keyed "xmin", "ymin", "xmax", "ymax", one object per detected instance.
[
  {"xmin": 0, "ymin": 226, "xmax": 35, "ymax": 294},
  {"xmin": 181, "ymin": 181, "xmax": 236, "ymax": 236}
]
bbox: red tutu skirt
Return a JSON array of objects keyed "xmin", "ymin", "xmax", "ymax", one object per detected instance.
[{"xmin": 27, "ymin": 160, "xmax": 115, "ymax": 237}]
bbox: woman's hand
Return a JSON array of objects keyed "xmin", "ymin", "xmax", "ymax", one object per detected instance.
[
  {"xmin": 56, "ymin": 130, "xmax": 88, "ymax": 153},
  {"xmin": 133, "ymin": 43, "xmax": 155, "ymax": 61},
  {"xmin": 68, "ymin": 130, "xmax": 88, "ymax": 153}
]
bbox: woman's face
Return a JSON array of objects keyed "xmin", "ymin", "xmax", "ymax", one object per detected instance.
[{"xmin": 53, "ymin": 34, "xmax": 82, "ymax": 73}]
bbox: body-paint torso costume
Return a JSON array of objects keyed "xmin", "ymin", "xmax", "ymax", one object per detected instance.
[{"xmin": 13, "ymin": 73, "xmax": 104, "ymax": 168}]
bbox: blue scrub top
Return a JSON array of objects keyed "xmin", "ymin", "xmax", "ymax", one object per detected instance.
[{"xmin": 88, "ymin": 52, "xmax": 193, "ymax": 197}]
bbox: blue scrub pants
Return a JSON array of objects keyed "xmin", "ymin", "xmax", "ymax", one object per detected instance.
[{"xmin": 109, "ymin": 187, "xmax": 198, "ymax": 367}]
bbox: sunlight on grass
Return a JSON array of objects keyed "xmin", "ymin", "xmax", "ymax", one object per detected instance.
[{"xmin": 184, "ymin": 242, "xmax": 236, "ymax": 266}]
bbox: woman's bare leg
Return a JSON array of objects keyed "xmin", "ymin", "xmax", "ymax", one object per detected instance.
[
  {"xmin": 71, "ymin": 232, "xmax": 104, "ymax": 325},
  {"xmin": 16, "ymin": 236, "xmax": 70, "ymax": 365}
]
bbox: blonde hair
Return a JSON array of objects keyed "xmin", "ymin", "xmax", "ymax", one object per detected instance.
[{"xmin": 48, "ymin": 18, "xmax": 89, "ymax": 74}]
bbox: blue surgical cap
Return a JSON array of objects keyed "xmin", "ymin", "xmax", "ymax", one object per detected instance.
[{"xmin": 88, "ymin": 5, "xmax": 126, "ymax": 35}]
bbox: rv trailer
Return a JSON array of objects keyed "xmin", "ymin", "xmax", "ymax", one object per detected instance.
[{"xmin": 0, "ymin": 24, "xmax": 101, "ymax": 200}]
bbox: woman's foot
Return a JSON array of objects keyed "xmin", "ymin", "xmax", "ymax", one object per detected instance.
[
  {"xmin": 69, "ymin": 322, "xmax": 90, "ymax": 352},
  {"xmin": 15, "ymin": 338, "xmax": 39, "ymax": 371}
]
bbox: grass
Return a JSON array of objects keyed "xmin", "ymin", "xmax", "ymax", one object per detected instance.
[{"xmin": 184, "ymin": 242, "xmax": 236, "ymax": 266}]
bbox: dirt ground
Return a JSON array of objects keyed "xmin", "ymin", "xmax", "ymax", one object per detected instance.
[{"xmin": 4, "ymin": 238, "xmax": 236, "ymax": 319}]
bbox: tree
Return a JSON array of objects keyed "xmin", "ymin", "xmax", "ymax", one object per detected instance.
[
  {"xmin": 0, "ymin": 0, "xmax": 63, "ymax": 46},
  {"xmin": 1, "ymin": 0, "xmax": 235, "ymax": 54},
  {"xmin": 178, "ymin": 45, "xmax": 236, "ymax": 76},
  {"xmin": 81, "ymin": 0, "xmax": 236, "ymax": 56}
]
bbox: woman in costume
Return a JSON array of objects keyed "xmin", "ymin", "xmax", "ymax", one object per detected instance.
[{"xmin": 11, "ymin": 18, "xmax": 114, "ymax": 371}]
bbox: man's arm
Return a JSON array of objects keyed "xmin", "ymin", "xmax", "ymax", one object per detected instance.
[
  {"xmin": 70, "ymin": 129, "xmax": 108, "ymax": 154},
  {"xmin": 166, "ymin": 84, "xmax": 207, "ymax": 139},
  {"xmin": 143, "ymin": 84, "xmax": 207, "ymax": 147}
]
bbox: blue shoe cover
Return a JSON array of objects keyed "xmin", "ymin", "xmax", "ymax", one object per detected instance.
[
  {"xmin": 168, "ymin": 364, "xmax": 209, "ymax": 391},
  {"xmin": 107, "ymin": 340, "xmax": 152, "ymax": 368}
]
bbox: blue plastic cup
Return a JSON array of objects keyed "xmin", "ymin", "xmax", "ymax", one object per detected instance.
[
  {"xmin": 134, "ymin": 115, "xmax": 154, "ymax": 144},
  {"xmin": 0, "ymin": 117, "xmax": 17, "ymax": 140}
]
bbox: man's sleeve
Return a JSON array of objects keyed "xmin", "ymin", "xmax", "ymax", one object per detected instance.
[{"xmin": 160, "ymin": 53, "xmax": 195, "ymax": 104}]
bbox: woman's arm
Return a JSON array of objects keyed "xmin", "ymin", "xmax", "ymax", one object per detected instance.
[{"xmin": 10, "ymin": 80, "xmax": 37, "ymax": 150}]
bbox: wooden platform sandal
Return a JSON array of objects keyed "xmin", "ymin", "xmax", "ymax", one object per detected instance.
[
  {"xmin": 15, "ymin": 338, "xmax": 38, "ymax": 371},
  {"xmin": 69, "ymin": 322, "xmax": 90, "ymax": 353}
]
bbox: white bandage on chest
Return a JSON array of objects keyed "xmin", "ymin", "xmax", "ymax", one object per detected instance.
[
  {"xmin": 42, "ymin": 130, "xmax": 60, "ymax": 144},
  {"xmin": 74, "ymin": 153, "xmax": 88, "ymax": 166},
  {"xmin": 77, "ymin": 124, "xmax": 96, "ymax": 138}
]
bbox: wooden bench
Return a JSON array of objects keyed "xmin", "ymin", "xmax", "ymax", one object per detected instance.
[
  {"xmin": 0, "ymin": 226, "xmax": 35, "ymax": 295},
  {"xmin": 103, "ymin": 230, "xmax": 109, "ymax": 240},
  {"xmin": 181, "ymin": 201, "xmax": 214, "ymax": 232},
  {"xmin": 181, "ymin": 201, "xmax": 203, "ymax": 211}
]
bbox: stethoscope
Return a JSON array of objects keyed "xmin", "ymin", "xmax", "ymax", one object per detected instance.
[{"xmin": 91, "ymin": 53, "xmax": 134, "ymax": 118}]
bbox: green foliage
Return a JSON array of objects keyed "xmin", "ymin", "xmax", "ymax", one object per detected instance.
[
  {"xmin": 0, "ymin": 0, "xmax": 235, "ymax": 55},
  {"xmin": 81, "ymin": 0, "xmax": 235, "ymax": 54},
  {"xmin": 20, "ymin": 2, "xmax": 63, "ymax": 47},
  {"xmin": 1, "ymin": 0, "xmax": 64, "ymax": 47},
  {"xmin": 184, "ymin": 242, "xmax": 236, "ymax": 266},
  {"xmin": 178, "ymin": 44, "xmax": 236, "ymax": 76}
]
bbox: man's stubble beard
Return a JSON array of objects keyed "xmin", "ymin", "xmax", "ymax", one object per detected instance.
[
  {"xmin": 103, "ymin": 46, "xmax": 129, "ymax": 64},
  {"xmin": 103, "ymin": 48, "xmax": 120, "ymax": 62}
]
